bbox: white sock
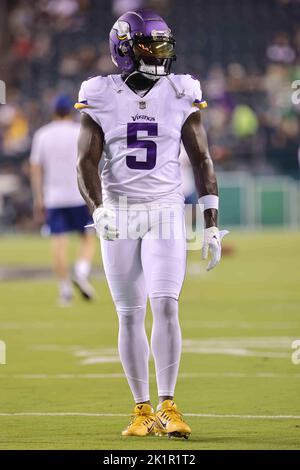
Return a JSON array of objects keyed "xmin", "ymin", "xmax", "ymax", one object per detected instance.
[
  {"xmin": 74, "ymin": 259, "xmax": 91, "ymax": 279},
  {"xmin": 150, "ymin": 297, "xmax": 182, "ymax": 397},
  {"xmin": 59, "ymin": 279, "xmax": 72, "ymax": 297},
  {"xmin": 117, "ymin": 305, "xmax": 150, "ymax": 403}
]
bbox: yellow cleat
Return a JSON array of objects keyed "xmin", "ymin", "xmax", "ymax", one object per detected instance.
[
  {"xmin": 122, "ymin": 403, "xmax": 156, "ymax": 437},
  {"xmin": 154, "ymin": 400, "xmax": 191, "ymax": 439}
]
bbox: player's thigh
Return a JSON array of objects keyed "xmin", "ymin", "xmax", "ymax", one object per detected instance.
[
  {"xmin": 141, "ymin": 212, "xmax": 187, "ymax": 300},
  {"xmin": 100, "ymin": 237, "xmax": 147, "ymax": 308}
]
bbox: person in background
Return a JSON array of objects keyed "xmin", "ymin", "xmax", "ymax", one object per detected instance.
[{"xmin": 30, "ymin": 95, "xmax": 96, "ymax": 306}]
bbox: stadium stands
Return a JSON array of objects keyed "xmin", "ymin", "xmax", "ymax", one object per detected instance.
[{"xmin": 0, "ymin": 0, "xmax": 300, "ymax": 228}]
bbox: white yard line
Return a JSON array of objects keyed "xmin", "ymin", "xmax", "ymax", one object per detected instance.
[
  {"xmin": 185, "ymin": 414, "xmax": 300, "ymax": 420},
  {"xmin": 1, "ymin": 321, "xmax": 300, "ymax": 330},
  {"xmin": 0, "ymin": 372, "xmax": 300, "ymax": 379},
  {"xmin": 25, "ymin": 336, "xmax": 298, "ymax": 363},
  {"xmin": 0, "ymin": 412, "xmax": 128, "ymax": 417},
  {"xmin": 182, "ymin": 321, "xmax": 300, "ymax": 330},
  {"xmin": 0, "ymin": 412, "xmax": 299, "ymax": 420}
]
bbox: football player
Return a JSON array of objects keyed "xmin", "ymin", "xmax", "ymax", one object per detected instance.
[
  {"xmin": 30, "ymin": 95, "xmax": 96, "ymax": 306},
  {"xmin": 76, "ymin": 9, "xmax": 227, "ymax": 438}
]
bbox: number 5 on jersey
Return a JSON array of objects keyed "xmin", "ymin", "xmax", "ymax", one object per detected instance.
[{"xmin": 126, "ymin": 122, "xmax": 158, "ymax": 170}]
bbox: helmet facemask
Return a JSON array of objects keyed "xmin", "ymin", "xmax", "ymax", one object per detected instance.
[{"xmin": 132, "ymin": 33, "xmax": 176, "ymax": 79}]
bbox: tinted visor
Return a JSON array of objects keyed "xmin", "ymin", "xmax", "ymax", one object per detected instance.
[{"xmin": 133, "ymin": 40, "xmax": 175, "ymax": 59}]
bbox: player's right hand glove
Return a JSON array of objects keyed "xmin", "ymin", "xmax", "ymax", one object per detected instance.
[{"xmin": 92, "ymin": 207, "xmax": 119, "ymax": 241}]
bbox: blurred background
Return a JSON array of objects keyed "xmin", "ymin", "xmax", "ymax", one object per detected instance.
[
  {"xmin": 0, "ymin": 0, "xmax": 300, "ymax": 231},
  {"xmin": 1, "ymin": 1, "xmax": 300, "ymax": 451}
]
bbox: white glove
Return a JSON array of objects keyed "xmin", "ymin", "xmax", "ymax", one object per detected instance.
[
  {"xmin": 92, "ymin": 207, "xmax": 119, "ymax": 241},
  {"xmin": 202, "ymin": 227, "xmax": 229, "ymax": 271}
]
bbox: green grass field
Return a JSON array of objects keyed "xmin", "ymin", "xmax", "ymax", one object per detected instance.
[{"xmin": 0, "ymin": 231, "xmax": 300, "ymax": 450}]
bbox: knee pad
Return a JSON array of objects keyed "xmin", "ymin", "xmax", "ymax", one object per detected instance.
[{"xmin": 116, "ymin": 304, "xmax": 146, "ymax": 325}]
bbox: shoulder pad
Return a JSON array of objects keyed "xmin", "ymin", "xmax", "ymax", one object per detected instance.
[{"xmin": 75, "ymin": 76, "xmax": 106, "ymax": 110}]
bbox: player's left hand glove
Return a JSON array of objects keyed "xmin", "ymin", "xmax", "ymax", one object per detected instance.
[{"xmin": 202, "ymin": 227, "xmax": 229, "ymax": 271}]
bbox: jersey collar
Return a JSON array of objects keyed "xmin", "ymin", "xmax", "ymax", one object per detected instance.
[{"xmin": 110, "ymin": 74, "xmax": 165, "ymax": 98}]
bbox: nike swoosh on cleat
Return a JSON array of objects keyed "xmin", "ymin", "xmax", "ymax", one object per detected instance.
[
  {"xmin": 156, "ymin": 416, "xmax": 167, "ymax": 429},
  {"xmin": 147, "ymin": 422, "xmax": 154, "ymax": 433}
]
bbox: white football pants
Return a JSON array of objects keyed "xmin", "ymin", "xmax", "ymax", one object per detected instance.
[{"xmin": 100, "ymin": 207, "xmax": 186, "ymax": 403}]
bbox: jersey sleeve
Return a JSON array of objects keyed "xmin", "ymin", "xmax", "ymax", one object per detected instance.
[
  {"xmin": 184, "ymin": 75, "xmax": 207, "ymax": 121},
  {"xmin": 29, "ymin": 130, "xmax": 44, "ymax": 165},
  {"xmin": 75, "ymin": 77, "xmax": 103, "ymax": 128}
]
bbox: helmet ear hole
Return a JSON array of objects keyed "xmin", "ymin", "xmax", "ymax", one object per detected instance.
[{"xmin": 119, "ymin": 43, "xmax": 129, "ymax": 57}]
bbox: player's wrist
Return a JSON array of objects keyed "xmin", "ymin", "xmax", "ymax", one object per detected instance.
[
  {"xmin": 92, "ymin": 206, "xmax": 104, "ymax": 224},
  {"xmin": 198, "ymin": 195, "xmax": 218, "ymax": 229},
  {"xmin": 204, "ymin": 211, "xmax": 218, "ymax": 229},
  {"xmin": 198, "ymin": 195, "xmax": 219, "ymax": 212}
]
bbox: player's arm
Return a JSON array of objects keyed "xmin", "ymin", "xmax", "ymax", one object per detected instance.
[
  {"xmin": 181, "ymin": 111, "xmax": 218, "ymax": 227},
  {"xmin": 77, "ymin": 113, "xmax": 119, "ymax": 240},
  {"xmin": 30, "ymin": 163, "xmax": 44, "ymax": 223},
  {"xmin": 181, "ymin": 111, "xmax": 228, "ymax": 270},
  {"xmin": 77, "ymin": 113, "xmax": 103, "ymax": 213},
  {"xmin": 30, "ymin": 130, "xmax": 45, "ymax": 223}
]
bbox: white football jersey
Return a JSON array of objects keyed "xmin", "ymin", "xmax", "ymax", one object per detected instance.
[
  {"xmin": 76, "ymin": 73, "xmax": 203, "ymax": 206},
  {"xmin": 30, "ymin": 120, "xmax": 85, "ymax": 209}
]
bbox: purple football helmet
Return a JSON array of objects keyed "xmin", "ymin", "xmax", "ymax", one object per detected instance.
[{"xmin": 109, "ymin": 9, "xmax": 176, "ymax": 79}]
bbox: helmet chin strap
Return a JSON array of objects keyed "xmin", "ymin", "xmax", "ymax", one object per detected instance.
[
  {"xmin": 117, "ymin": 58, "xmax": 170, "ymax": 94},
  {"xmin": 117, "ymin": 70, "xmax": 140, "ymax": 93}
]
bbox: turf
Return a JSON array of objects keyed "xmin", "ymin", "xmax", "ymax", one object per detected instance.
[{"xmin": 0, "ymin": 231, "xmax": 300, "ymax": 449}]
